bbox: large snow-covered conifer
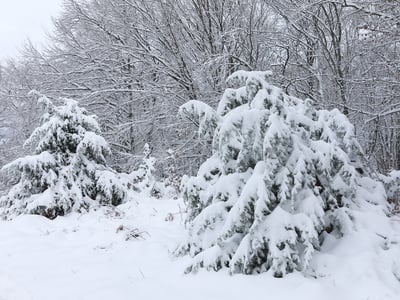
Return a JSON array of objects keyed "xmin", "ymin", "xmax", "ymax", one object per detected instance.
[
  {"xmin": 0, "ymin": 95, "xmax": 126, "ymax": 219},
  {"xmin": 177, "ymin": 71, "xmax": 387, "ymax": 277}
]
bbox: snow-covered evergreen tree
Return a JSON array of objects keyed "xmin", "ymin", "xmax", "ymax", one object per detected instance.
[
  {"xmin": 177, "ymin": 70, "xmax": 387, "ymax": 277},
  {"xmin": 129, "ymin": 143, "xmax": 157, "ymax": 195},
  {"xmin": 0, "ymin": 95, "xmax": 127, "ymax": 219},
  {"xmin": 380, "ymin": 170, "xmax": 400, "ymax": 213}
]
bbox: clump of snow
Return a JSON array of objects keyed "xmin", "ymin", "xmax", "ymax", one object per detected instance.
[{"xmin": 179, "ymin": 100, "xmax": 221, "ymax": 139}]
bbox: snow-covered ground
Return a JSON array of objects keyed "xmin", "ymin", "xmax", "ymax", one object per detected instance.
[{"xmin": 0, "ymin": 197, "xmax": 399, "ymax": 300}]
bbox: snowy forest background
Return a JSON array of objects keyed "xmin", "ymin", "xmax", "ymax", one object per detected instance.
[
  {"xmin": 0, "ymin": 0, "xmax": 399, "ymax": 181},
  {"xmin": 0, "ymin": 0, "xmax": 399, "ymax": 298}
]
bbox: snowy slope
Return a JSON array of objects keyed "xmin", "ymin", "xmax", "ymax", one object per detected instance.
[{"xmin": 0, "ymin": 197, "xmax": 399, "ymax": 300}]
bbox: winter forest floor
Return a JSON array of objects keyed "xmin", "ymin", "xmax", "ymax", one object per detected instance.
[{"xmin": 1, "ymin": 197, "xmax": 400, "ymax": 300}]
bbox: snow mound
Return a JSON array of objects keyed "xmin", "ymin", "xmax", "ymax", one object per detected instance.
[{"xmin": 0, "ymin": 196, "xmax": 399, "ymax": 300}]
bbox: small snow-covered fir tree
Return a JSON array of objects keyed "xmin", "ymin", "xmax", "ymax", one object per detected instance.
[
  {"xmin": 177, "ymin": 71, "xmax": 387, "ymax": 277},
  {"xmin": 380, "ymin": 170, "xmax": 400, "ymax": 213},
  {"xmin": 0, "ymin": 95, "xmax": 126, "ymax": 219},
  {"xmin": 130, "ymin": 143, "xmax": 157, "ymax": 195}
]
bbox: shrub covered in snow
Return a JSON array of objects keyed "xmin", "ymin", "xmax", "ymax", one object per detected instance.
[
  {"xmin": 0, "ymin": 95, "xmax": 127, "ymax": 219},
  {"xmin": 177, "ymin": 70, "xmax": 388, "ymax": 277},
  {"xmin": 129, "ymin": 143, "xmax": 158, "ymax": 195},
  {"xmin": 380, "ymin": 171, "xmax": 400, "ymax": 213}
]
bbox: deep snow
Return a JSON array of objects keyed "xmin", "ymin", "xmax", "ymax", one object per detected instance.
[{"xmin": 0, "ymin": 197, "xmax": 399, "ymax": 300}]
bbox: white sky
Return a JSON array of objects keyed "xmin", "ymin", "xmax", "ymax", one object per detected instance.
[{"xmin": 0, "ymin": 0, "xmax": 63, "ymax": 61}]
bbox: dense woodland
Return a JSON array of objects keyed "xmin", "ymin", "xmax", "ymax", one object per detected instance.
[
  {"xmin": 0, "ymin": 0, "xmax": 399, "ymax": 180},
  {"xmin": 0, "ymin": 0, "xmax": 399, "ymax": 290}
]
